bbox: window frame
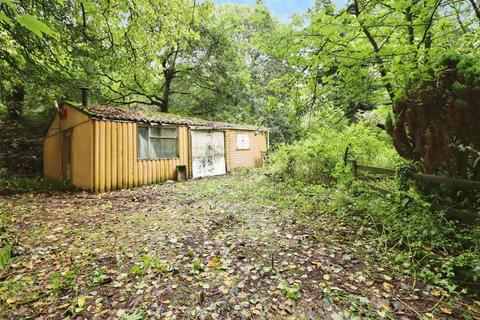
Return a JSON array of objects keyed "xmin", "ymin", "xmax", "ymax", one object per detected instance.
[
  {"xmin": 137, "ymin": 125, "xmax": 179, "ymax": 160},
  {"xmin": 236, "ymin": 133, "xmax": 250, "ymax": 150}
]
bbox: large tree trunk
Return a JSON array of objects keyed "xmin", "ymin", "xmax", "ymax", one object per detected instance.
[
  {"xmin": 160, "ymin": 47, "xmax": 179, "ymax": 113},
  {"xmin": 161, "ymin": 68, "xmax": 174, "ymax": 113},
  {"xmin": 7, "ymin": 85, "xmax": 25, "ymax": 120}
]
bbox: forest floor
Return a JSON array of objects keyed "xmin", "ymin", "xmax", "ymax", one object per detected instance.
[{"xmin": 0, "ymin": 170, "xmax": 478, "ymax": 319}]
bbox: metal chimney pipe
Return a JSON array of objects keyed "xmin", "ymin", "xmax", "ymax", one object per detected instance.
[{"xmin": 80, "ymin": 87, "xmax": 89, "ymax": 107}]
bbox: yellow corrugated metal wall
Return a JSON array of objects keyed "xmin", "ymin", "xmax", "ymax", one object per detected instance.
[
  {"xmin": 45, "ymin": 106, "xmax": 265, "ymax": 192},
  {"xmin": 71, "ymin": 121, "xmax": 94, "ymax": 190},
  {"xmin": 93, "ymin": 121, "xmax": 190, "ymax": 192},
  {"xmin": 225, "ymin": 130, "xmax": 267, "ymax": 170},
  {"xmin": 43, "ymin": 106, "xmax": 93, "ymax": 188},
  {"xmin": 44, "ymin": 128, "xmax": 62, "ymax": 181}
]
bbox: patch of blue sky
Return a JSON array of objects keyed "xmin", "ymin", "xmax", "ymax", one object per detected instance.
[{"xmin": 215, "ymin": 0, "xmax": 348, "ymax": 21}]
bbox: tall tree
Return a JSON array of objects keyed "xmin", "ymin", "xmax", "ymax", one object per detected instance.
[{"xmin": 258, "ymin": 0, "xmax": 480, "ymax": 123}]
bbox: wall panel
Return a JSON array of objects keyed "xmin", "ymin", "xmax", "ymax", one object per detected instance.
[
  {"xmin": 44, "ymin": 133, "xmax": 62, "ymax": 181},
  {"xmin": 225, "ymin": 130, "xmax": 268, "ymax": 171},
  {"xmin": 99, "ymin": 121, "xmax": 106, "ymax": 193},
  {"xmin": 105, "ymin": 122, "xmax": 112, "ymax": 192},
  {"xmin": 117, "ymin": 123, "xmax": 123, "ymax": 189},
  {"xmin": 71, "ymin": 121, "xmax": 94, "ymax": 190},
  {"xmin": 91, "ymin": 122, "xmax": 190, "ymax": 192},
  {"xmin": 111, "ymin": 122, "xmax": 117, "ymax": 190}
]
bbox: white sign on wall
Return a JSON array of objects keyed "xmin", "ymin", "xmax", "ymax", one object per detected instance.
[{"xmin": 236, "ymin": 134, "xmax": 250, "ymax": 150}]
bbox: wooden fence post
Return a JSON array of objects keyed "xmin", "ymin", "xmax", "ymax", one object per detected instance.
[{"xmin": 350, "ymin": 160, "xmax": 358, "ymax": 178}]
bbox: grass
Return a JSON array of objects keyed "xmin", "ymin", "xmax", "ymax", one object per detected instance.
[{"xmin": 0, "ymin": 170, "xmax": 478, "ymax": 319}]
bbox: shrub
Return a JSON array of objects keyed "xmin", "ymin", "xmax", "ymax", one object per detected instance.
[
  {"xmin": 0, "ymin": 168, "xmax": 75, "ymax": 195},
  {"xmin": 268, "ymin": 121, "xmax": 400, "ymax": 184},
  {"xmin": 268, "ymin": 118, "xmax": 480, "ymax": 294},
  {"xmin": 387, "ymin": 52, "xmax": 480, "ymax": 179}
]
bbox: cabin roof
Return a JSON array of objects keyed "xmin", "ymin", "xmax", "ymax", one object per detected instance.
[{"xmin": 64, "ymin": 102, "xmax": 266, "ymax": 132}]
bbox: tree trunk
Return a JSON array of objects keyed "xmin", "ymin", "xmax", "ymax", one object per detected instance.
[
  {"xmin": 7, "ymin": 85, "xmax": 25, "ymax": 120},
  {"xmin": 469, "ymin": 0, "xmax": 480, "ymax": 21},
  {"xmin": 161, "ymin": 69, "xmax": 174, "ymax": 113},
  {"xmin": 352, "ymin": 0, "xmax": 395, "ymax": 107}
]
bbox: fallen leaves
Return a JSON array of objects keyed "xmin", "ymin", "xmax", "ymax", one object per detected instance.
[
  {"xmin": 440, "ymin": 306, "xmax": 453, "ymax": 315},
  {"xmin": 0, "ymin": 172, "xmax": 476, "ymax": 319},
  {"xmin": 75, "ymin": 295, "xmax": 86, "ymax": 313},
  {"xmin": 382, "ymin": 282, "xmax": 394, "ymax": 292}
]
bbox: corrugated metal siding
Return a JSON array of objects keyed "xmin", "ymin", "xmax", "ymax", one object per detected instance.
[
  {"xmin": 225, "ymin": 130, "xmax": 267, "ymax": 170},
  {"xmin": 44, "ymin": 106, "xmax": 93, "ymax": 184},
  {"xmin": 93, "ymin": 121, "xmax": 190, "ymax": 192},
  {"xmin": 44, "ymin": 132, "xmax": 62, "ymax": 181},
  {"xmin": 71, "ymin": 121, "xmax": 94, "ymax": 190}
]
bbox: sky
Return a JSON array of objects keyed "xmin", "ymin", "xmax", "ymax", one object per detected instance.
[{"xmin": 215, "ymin": 0, "xmax": 348, "ymax": 21}]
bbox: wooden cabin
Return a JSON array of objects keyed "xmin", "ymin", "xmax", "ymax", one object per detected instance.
[{"xmin": 43, "ymin": 102, "xmax": 269, "ymax": 192}]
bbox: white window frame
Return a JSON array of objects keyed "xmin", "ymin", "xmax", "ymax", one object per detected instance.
[{"xmin": 137, "ymin": 125, "xmax": 179, "ymax": 160}]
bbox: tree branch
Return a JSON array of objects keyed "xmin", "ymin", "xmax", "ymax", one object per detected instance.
[
  {"xmin": 352, "ymin": 0, "xmax": 395, "ymax": 105},
  {"xmin": 469, "ymin": 0, "xmax": 480, "ymax": 21},
  {"xmin": 417, "ymin": 0, "xmax": 442, "ymax": 49}
]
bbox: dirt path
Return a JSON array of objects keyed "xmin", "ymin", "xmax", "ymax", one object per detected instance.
[{"xmin": 0, "ymin": 171, "xmax": 476, "ymax": 319}]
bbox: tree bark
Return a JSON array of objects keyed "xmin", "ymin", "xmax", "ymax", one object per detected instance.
[
  {"xmin": 469, "ymin": 0, "xmax": 480, "ymax": 21},
  {"xmin": 161, "ymin": 68, "xmax": 174, "ymax": 113},
  {"xmin": 405, "ymin": 6, "xmax": 415, "ymax": 45},
  {"xmin": 7, "ymin": 85, "xmax": 25, "ymax": 120},
  {"xmin": 352, "ymin": 0, "xmax": 395, "ymax": 107},
  {"xmin": 159, "ymin": 47, "xmax": 180, "ymax": 113}
]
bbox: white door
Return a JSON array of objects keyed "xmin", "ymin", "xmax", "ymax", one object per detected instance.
[{"xmin": 191, "ymin": 130, "xmax": 226, "ymax": 178}]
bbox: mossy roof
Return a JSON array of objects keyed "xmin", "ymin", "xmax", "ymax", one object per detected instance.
[{"xmin": 65, "ymin": 102, "xmax": 266, "ymax": 132}]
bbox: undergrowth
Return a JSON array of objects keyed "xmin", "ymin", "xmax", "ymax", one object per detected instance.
[
  {"xmin": 267, "ymin": 121, "xmax": 480, "ymax": 296},
  {"xmin": 0, "ymin": 206, "xmax": 13, "ymax": 269},
  {"xmin": 0, "ymin": 168, "xmax": 75, "ymax": 195}
]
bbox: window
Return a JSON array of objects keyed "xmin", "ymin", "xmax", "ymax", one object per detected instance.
[
  {"xmin": 138, "ymin": 126, "xmax": 179, "ymax": 159},
  {"xmin": 236, "ymin": 134, "xmax": 250, "ymax": 150}
]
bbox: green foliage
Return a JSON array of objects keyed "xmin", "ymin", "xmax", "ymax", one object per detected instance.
[
  {"xmin": 15, "ymin": 14, "xmax": 57, "ymax": 38},
  {"xmin": 278, "ymin": 280, "xmax": 301, "ymax": 299},
  {"xmin": 191, "ymin": 261, "xmax": 205, "ymax": 273},
  {"xmin": 270, "ymin": 150, "xmax": 480, "ymax": 293},
  {"xmin": 48, "ymin": 269, "xmax": 78, "ymax": 292},
  {"xmin": 268, "ymin": 121, "xmax": 400, "ymax": 184},
  {"xmin": 0, "ymin": 168, "xmax": 75, "ymax": 194},
  {"xmin": 121, "ymin": 310, "xmax": 147, "ymax": 320},
  {"xmin": 268, "ymin": 105, "xmax": 480, "ymax": 294},
  {"xmin": 90, "ymin": 267, "xmax": 108, "ymax": 285},
  {"xmin": 130, "ymin": 255, "xmax": 175, "ymax": 277},
  {"xmin": 0, "ymin": 211, "xmax": 12, "ymax": 269}
]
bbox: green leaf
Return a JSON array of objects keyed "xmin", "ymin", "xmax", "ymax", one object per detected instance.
[
  {"xmin": 77, "ymin": 296, "xmax": 86, "ymax": 308},
  {"xmin": 16, "ymin": 14, "xmax": 57, "ymax": 38},
  {"xmin": 192, "ymin": 261, "xmax": 205, "ymax": 272},
  {"xmin": 278, "ymin": 280, "xmax": 301, "ymax": 299},
  {"xmin": 2, "ymin": 0, "xmax": 17, "ymax": 9},
  {"xmin": 0, "ymin": 11, "xmax": 13, "ymax": 26}
]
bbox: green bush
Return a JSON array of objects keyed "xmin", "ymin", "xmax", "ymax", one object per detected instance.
[
  {"xmin": 268, "ymin": 121, "xmax": 400, "ymax": 184},
  {"xmin": 267, "ymin": 119, "xmax": 480, "ymax": 295}
]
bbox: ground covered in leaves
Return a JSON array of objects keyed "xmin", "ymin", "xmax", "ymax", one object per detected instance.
[{"xmin": 0, "ymin": 170, "xmax": 478, "ymax": 319}]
